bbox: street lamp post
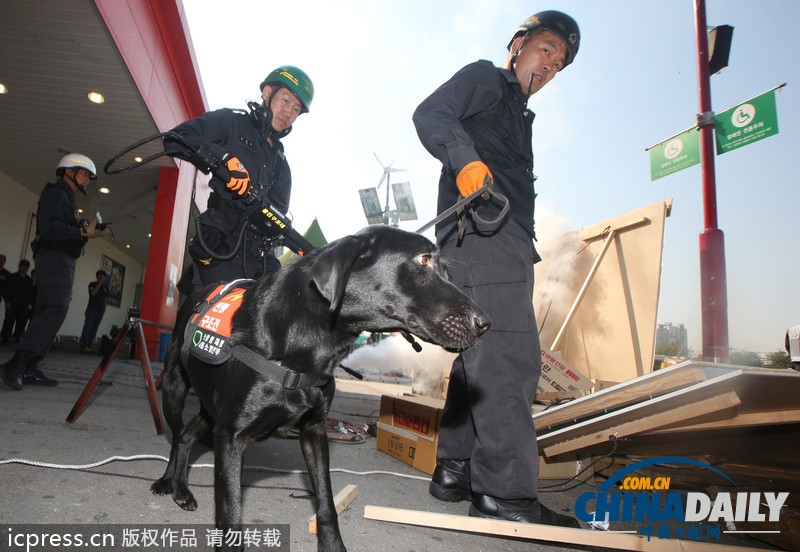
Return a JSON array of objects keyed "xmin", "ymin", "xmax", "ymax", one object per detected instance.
[{"xmin": 694, "ymin": 0, "xmax": 729, "ymax": 362}]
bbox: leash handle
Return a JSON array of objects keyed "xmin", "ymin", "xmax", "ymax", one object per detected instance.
[{"xmin": 416, "ymin": 174, "xmax": 509, "ymax": 235}]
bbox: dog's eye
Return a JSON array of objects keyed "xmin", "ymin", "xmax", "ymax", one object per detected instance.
[{"xmin": 416, "ymin": 254, "xmax": 433, "ymax": 268}]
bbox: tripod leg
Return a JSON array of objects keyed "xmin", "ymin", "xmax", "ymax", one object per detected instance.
[
  {"xmin": 135, "ymin": 321, "xmax": 166, "ymax": 434},
  {"xmin": 66, "ymin": 324, "xmax": 130, "ymax": 423}
]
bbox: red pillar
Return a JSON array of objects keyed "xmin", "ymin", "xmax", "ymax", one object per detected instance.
[
  {"xmin": 694, "ymin": 0, "xmax": 729, "ymax": 362},
  {"xmin": 139, "ymin": 165, "xmax": 195, "ymax": 356}
]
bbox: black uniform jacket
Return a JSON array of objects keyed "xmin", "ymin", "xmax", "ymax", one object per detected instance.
[
  {"xmin": 35, "ymin": 179, "xmax": 84, "ymax": 258},
  {"xmin": 413, "ymin": 60, "xmax": 537, "ymax": 244},
  {"xmin": 167, "ymin": 107, "xmax": 292, "ymax": 239}
]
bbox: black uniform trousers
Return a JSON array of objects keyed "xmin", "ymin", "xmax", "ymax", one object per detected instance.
[
  {"xmin": 14, "ymin": 249, "xmax": 75, "ymax": 358},
  {"xmin": 438, "ymin": 230, "xmax": 542, "ymax": 500}
]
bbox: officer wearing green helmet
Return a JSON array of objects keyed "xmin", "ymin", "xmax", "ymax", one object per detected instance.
[
  {"xmin": 413, "ymin": 11, "xmax": 581, "ymax": 526},
  {"xmin": 167, "ymin": 66, "xmax": 314, "ymax": 291}
]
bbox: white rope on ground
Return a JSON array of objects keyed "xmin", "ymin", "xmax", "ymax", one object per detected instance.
[{"xmin": 0, "ymin": 455, "xmax": 430, "ymax": 482}]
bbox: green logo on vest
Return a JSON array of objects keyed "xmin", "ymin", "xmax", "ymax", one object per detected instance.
[{"xmin": 193, "ymin": 330, "xmax": 204, "ymax": 346}]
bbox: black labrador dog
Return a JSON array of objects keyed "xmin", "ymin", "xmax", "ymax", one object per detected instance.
[{"xmin": 152, "ymin": 225, "xmax": 490, "ymax": 551}]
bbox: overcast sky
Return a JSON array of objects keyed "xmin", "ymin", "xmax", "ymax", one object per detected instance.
[{"xmin": 181, "ymin": 0, "xmax": 799, "ymax": 354}]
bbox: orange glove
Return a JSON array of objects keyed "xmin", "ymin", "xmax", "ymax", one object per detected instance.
[
  {"xmin": 456, "ymin": 161, "xmax": 492, "ymax": 198},
  {"xmin": 224, "ymin": 155, "xmax": 251, "ymax": 196}
]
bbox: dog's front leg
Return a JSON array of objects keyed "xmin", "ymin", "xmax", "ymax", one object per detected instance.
[
  {"xmin": 300, "ymin": 421, "xmax": 346, "ymax": 552},
  {"xmin": 214, "ymin": 432, "xmax": 247, "ymax": 551}
]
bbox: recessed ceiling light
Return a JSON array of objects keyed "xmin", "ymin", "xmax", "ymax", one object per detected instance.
[
  {"xmin": 126, "ymin": 244, "xmax": 131, "ymax": 249},
  {"xmin": 147, "ymin": 233, "xmax": 151, "ymax": 238},
  {"xmin": 0, "ymin": 83, "xmax": 8, "ymax": 94},
  {"xmin": 87, "ymin": 91, "xmax": 105, "ymax": 104},
  {"xmin": 99, "ymin": 187, "xmax": 110, "ymax": 194},
  {"xmin": 78, "ymin": 208, "xmax": 84, "ymax": 213},
  {"xmin": 134, "ymin": 156, "xmax": 143, "ymax": 163}
]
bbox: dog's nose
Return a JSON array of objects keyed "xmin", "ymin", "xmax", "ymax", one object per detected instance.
[{"xmin": 472, "ymin": 313, "xmax": 491, "ymax": 336}]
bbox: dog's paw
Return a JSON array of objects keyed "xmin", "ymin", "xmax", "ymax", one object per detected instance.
[
  {"xmin": 150, "ymin": 478, "xmax": 172, "ymax": 496},
  {"xmin": 174, "ymin": 493, "xmax": 198, "ymax": 511}
]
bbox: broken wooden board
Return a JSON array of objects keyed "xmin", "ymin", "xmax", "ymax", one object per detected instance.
[
  {"xmin": 538, "ymin": 364, "xmax": 800, "ymax": 467},
  {"xmin": 647, "ymin": 367, "xmax": 800, "ymax": 434},
  {"xmin": 308, "ymin": 484, "xmax": 358, "ymax": 534},
  {"xmin": 533, "ymin": 361, "xmax": 708, "ymax": 433},
  {"xmin": 537, "ymin": 370, "xmax": 746, "ymax": 457},
  {"xmin": 363, "ymin": 505, "xmax": 768, "ymax": 552}
]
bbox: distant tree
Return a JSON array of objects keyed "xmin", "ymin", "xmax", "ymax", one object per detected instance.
[
  {"xmin": 762, "ymin": 350, "xmax": 791, "ymax": 370},
  {"xmin": 728, "ymin": 350, "xmax": 763, "ymax": 367},
  {"xmin": 656, "ymin": 340, "xmax": 688, "ymax": 357}
]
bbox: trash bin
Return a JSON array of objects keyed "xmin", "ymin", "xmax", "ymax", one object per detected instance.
[{"xmin": 158, "ymin": 332, "xmax": 171, "ymax": 363}]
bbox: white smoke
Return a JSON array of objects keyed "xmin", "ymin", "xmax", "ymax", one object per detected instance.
[
  {"xmin": 341, "ymin": 335, "xmax": 456, "ymax": 398},
  {"xmin": 533, "ymin": 207, "xmax": 585, "ymax": 342}
]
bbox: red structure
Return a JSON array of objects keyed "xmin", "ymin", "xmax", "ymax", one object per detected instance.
[
  {"xmin": 94, "ymin": 0, "xmax": 207, "ymax": 354},
  {"xmin": 693, "ymin": 0, "xmax": 729, "ymax": 362}
]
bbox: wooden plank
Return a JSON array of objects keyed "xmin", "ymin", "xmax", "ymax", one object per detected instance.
[
  {"xmin": 537, "ymin": 371, "xmax": 745, "ymax": 455},
  {"xmin": 650, "ymin": 408, "xmax": 800, "ymax": 434},
  {"xmin": 308, "ymin": 484, "xmax": 358, "ymax": 534},
  {"xmin": 580, "ymin": 216, "xmax": 650, "ymax": 241},
  {"xmin": 543, "ymin": 391, "xmax": 741, "ymax": 457},
  {"xmin": 363, "ymin": 505, "xmax": 767, "ymax": 552},
  {"xmin": 534, "ymin": 362, "xmax": 709, "ymax": 433}
]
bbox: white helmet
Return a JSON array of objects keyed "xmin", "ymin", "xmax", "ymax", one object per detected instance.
[{"xmin": 57, "ymin": 153, "xmax": 97, "ymax": 179}]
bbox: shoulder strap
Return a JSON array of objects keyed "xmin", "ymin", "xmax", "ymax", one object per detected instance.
[{"xmin": 230, "ymin": 344, "xmax": 331, "ymax": 390}]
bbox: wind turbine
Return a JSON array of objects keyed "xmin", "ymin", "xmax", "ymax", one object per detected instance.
[
  {"xmin": 359, "ymin": 153, "xmax": 416, "ymax": 226},
  {"xmin": 374, "ymin": 152, "xmax": 406, "ymax": 207}
]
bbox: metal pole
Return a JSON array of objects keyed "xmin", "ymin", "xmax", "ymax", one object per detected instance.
[{"xmin": 694, "ymin": 0, "xmax": 729, "ymax": 362}]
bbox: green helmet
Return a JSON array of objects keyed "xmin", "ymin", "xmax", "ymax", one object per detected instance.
[
  {"xmin": 507, "ymin": 10, "xmax": 580, "ymax": 69},
  {"xmin": 260, "ymin": 66, "xmax": 314, "ymax": 113}
]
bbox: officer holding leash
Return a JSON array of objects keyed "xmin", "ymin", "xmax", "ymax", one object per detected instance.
[
  {"xmin": 1, "ymin": 154, "xmax": 109, "ymax": 390},
  {"xmin": 413, "ymin": 11, "xmax": 581, "ymax": 526},
  {"xmin": 167, "ymin": 66, "xmax": 313, "ymax": 291}
]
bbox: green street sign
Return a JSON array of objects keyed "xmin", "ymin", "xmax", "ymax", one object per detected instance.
[
  {"xmin": 714, "ymin": 90, "xmax": 779, "ymax": 155},
  {"xmin": 650, "ymin": 127, "xmax": 701, "ymax": 181}
]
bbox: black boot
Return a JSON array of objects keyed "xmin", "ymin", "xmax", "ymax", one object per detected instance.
[
  {"xmin": 429, "ymin": 459, "xmax": 472, "ymax": 502},
  {"xmin": 1, "ymin": 350, "xmax": 31, "ymax": 390},
  {"xmin": 23, "ymin": 356, "xmax": 58, "ymax": 386},
  {"xmin": 470, "ymin": 494, "xmax": 581, "ymax": 527}
]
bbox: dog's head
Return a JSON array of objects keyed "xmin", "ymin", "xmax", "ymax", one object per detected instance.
[{"xmin": 307, "ymin": 226, "xmax": 490, "ymax": 351}]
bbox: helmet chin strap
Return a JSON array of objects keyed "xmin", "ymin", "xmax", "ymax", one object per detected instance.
[
  {"xmin": 64, "ymin": 169, "xmax": 87, "ymax": 195},
  {"xmin": 251, "ymin": 86, "xmax": 292, "ymax": 140},
  {"xmin": 510, "ymin": 44, "xmax": 536, "ymax": 98}
]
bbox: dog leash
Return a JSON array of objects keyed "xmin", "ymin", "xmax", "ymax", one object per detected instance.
[{"xmin": 415, "ymin": 174, "xmax": 510, "ymax": 236}]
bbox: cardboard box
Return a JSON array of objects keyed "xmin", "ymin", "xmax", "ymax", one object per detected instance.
[
  {"xmin": 537, "ymin": 347, "xmax": 593, "ymax": 397},
  {"xmin": 376, "ymin": 394, "xmax": 444, "ymax": 475}
]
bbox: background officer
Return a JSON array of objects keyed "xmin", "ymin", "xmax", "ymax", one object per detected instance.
[{"xmin": 1, "ymin": 154, "xmax": 109, "ymax": 390}]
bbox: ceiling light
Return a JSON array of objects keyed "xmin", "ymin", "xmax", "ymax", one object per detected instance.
[
  {"xmin": 78, "ymin": 208, "xmax": 84, "ymax": 213},
  {"xmin": 147, "ymin": 233, "xmax": 151, "ymax": 238},
  {"xmin": 126, "ymin": 244, "xmax": 131, "ymax": 249},
  {"xmin": 0, "ymin": 83, "xmax": 8, "ymax": 94},
  {"xmin": 87, "ymin": 91, "xmax": 105, "ymax": 104},
  {"xmin": 134, "ymin": 156, "xmax": 143, "ymax": 163},
  {"xmin": 99, "ymin": 187, "xmax": 110, "ymax": 194}
]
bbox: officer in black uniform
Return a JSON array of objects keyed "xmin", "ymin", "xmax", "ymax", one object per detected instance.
[
  {"xmin": 413, "ymin": 11, "xmax": 581, "ymax": 526},
  {"xmin": 1, "ymin": 154, "xmax": 109, "ymax": 390},
  {"xmin": 167, "ymin": 66, "xmax": 313, "ymax": 291}
]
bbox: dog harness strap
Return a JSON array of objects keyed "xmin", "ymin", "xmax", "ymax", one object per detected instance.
[{"xmin": 230, "ymin": 344, "xmax": 331, "ymax": 389}]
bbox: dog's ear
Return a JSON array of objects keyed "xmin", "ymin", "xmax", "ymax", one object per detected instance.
[{"xmin": 308, "ymin": 234, "xmax": 372, "ymax": 313}]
